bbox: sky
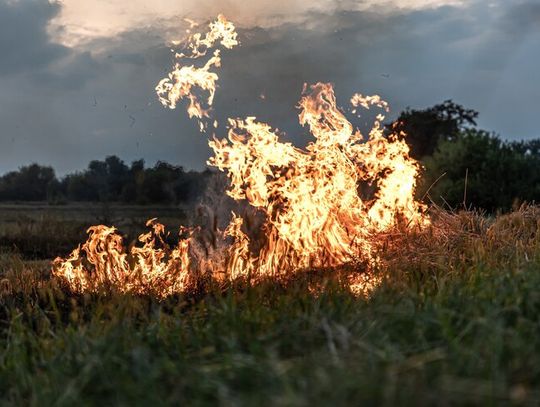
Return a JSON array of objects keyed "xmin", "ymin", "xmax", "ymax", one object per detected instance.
[{"xmin": 0, "ymin": 0, "xmax": 539, "ymax": 175}]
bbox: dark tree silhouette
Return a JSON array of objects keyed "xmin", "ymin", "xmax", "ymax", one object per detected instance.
[
  {"xmin": 419, "ymin": 130, "xmax": 540, "ymax": 212},
  {"xmin": 0, "ymin": 164, "xmax": 56, "ymax": 201},
  {"xmin": 389, "ymin": 100, "xmax": 478, "ymax": 160}
]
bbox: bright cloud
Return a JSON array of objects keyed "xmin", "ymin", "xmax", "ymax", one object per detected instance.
[{"xmin": 49, "ymin": 0, "xmax": 464, "ymax": 48}]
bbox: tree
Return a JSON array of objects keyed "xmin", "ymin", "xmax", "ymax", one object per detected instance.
[
  {"xmin": 63, "ymin": 156, "xmax": 130, "ymax": 202},
  {"xmin": 0, "ymin": 164, "xmax": 56, "ymax": 201},
  {"xmin": 138, "ymin": 162, "xmax": 185, "ymax": 204},
  {"xmin": 64, "ymin": 172, "xmax": 98, "ymax": 201},
  {"xmin": 173, "ymin": 168, "xmax": 214, "ymax": 203},
  {"xmin": 389, "ymin": 100, "xmax": 478, "ymax": 160},
  {"xmin": 419, "ymin": 130, "xmax": 540, "ymax": 212},
  {"xmin": 119, "ymin": 159, "xmax": 145, "ymax": 203},
  {"xmin": 104, "ymin": 155, "xmax": 129, "ymax": 199}
]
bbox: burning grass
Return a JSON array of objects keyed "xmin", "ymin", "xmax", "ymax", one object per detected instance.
[
  {"xmin": 5, "ymin": 205, "xmax": 540, "ymax": 304},
  {"xmin": 53, "ymin": 16, "xmax": 430, "ymax": 296},
  {"xmin": 6, "ymin": 14, "xmax": 540, "ymax": 404},
  {"xmin": 3, "ymin": 206, "xmax": 540, "ymax": 404},
  {"xmin": 40, "ymin": 206, "xmax": 540, "ymax": 299},
  {"xmin": 47, "ymin": 203, "xmax": 540, "ymax": 300}
]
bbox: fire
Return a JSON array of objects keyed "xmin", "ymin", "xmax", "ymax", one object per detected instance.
[
  {"xmin": 53, "ymin": 15, "xmax": 428, "ymax": 297},
  {"xmin": 52, "ymin": 220, "xmax": 191, "ymax": 298},
  {"xmin": 155, "ymin": 14, "xmax": 238, "ymax": 131},
  {"xmin": 208, "ymin": 82, "xmax": 427, "ymax": 277}
]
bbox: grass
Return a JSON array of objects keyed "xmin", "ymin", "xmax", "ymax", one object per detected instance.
[
  {"xmin": 2, "ymin": 205, "xmax": 540, "ymax": 405},
  {"xmin": 0, "ymin": 203, "xmax": 189, "ymax": 259}
]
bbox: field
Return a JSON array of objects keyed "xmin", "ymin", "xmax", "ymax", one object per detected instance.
[
  {"xmin": 2, "ymin": 204, "xmax": 540, "ymax": 405},
  {"xmin": 0, "ymin": 203, "xmax": 190, "ymax": 260}
]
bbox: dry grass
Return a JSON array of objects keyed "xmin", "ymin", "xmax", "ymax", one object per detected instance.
[
  {"xmin": 2, "ymin": 205, "xmax": 540, "ymax": 405},
  {"xmin": 0, "ymin": 203, "xmax": 189, "ymax": 259},
  {"xmin": 4, "ymin": 205, "xmax": 540, "ymax": 298},
  {"xmin": 372, "ymin": 205, "xmax": 540, "ymax": 288}
]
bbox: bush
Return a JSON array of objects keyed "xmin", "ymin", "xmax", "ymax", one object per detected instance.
[{"xmin": 419, "ymin": 130, "xmax": 540, "ymax": 212}]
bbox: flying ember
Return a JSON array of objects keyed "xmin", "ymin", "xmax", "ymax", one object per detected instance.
[{"xmin": 52, "ymin": 15, "xmax": 429, "ymax": 298}]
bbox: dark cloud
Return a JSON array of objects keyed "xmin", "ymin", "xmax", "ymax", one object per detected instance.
[
  {"xmin": 0, "ymin": 0, "xmax": 539, "ymax": 175},
  {"xmin": 0, "ymin": 0, "xmax": 103, "ymax": 90},
  {"xmin": 502, "ymin": 1, "xmax": 540, "ymax": 35},
  {"xmin": 0, "ymin": 0, "xmax": 68, "ymax": 74},
  {"xmin": 211, "ymin": 6, "xmax": 482, "ymax": 144}
]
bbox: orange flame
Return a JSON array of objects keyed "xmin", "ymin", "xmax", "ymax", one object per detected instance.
[
  {"xmin": 155, "ymin": 14, "xmax": 238, "ymax": 131},
  {"xmin": 52, "ymin": 219, "xmax": 191, "ymax": 297},
  {"xmin": 208, "ymin": 82, "xmax": 427, "ymax": 276},
  {"xmin": 53, "ymin": 15, "xmax": 428, "ymax": 297}
]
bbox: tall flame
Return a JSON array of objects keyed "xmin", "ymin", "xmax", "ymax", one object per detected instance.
[
  {"xmin": 52, "ymin": 15, "xmax": 428, "ymax": 297},
  {"xmin": 208, "ymin": 82, "xmax": 427, "ymax": 277}
]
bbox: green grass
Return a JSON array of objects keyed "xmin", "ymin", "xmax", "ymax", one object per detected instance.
[{"xmin": 2, "ymin": 207, "xmax": 540, "ymax": 405}]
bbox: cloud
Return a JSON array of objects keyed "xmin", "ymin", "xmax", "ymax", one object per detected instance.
[
  {"xmin": 0, "ymin": 0, "xmax": 539, "ymax": 175},
  {"xmin": 49, "ymin": 0, "xmax": 464, "ymax": 48},
  {"xmin": 208, "ymin": 6, "xmax": 483, "ymax": 141},
  {"xmin": 0, "ymin": 0, "xmax": 68, "ymax": 74},
  {"xmin": 0, "ymin": 0, "xmax": 103, "ymax": 92},
  {"xmin": 502, "ymin": 1, "xmax": 540, "ymax": 35}
]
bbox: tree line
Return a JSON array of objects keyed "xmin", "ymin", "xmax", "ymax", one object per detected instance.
[
  {"xmin": 1, "ymin": 102, "xmax": 539, "ymax": 211},
  {"xmin": 391, "ymin": 101, "xmax": 540, "ymax": 212},
  {"xmin": 0, "ymin": 157, "xmax": 213, "ymax": 205}
]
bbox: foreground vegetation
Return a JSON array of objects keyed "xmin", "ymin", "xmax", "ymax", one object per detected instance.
[{"xmin": 1, "ymin": 206, "xmax": 540, "ymax": 405}]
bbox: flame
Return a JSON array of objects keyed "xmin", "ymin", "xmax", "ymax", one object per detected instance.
[
  {"xmin": 208, "ymin": 82, "xmax": 427, "ymax": 277},
  {"xmin": 52, "ymin": 219, "xmax": 191, "ymax": 298},
  {"xmin": 155, "ymin": 14, "xmax": 238, "ymax": 131},
  {"xmin": 350, "ymin": 93, "xmax": 389, "ymax": 113},
  {"xmin": 53, "ymin": 15, "xmax": 429, "ymax": 298}
]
